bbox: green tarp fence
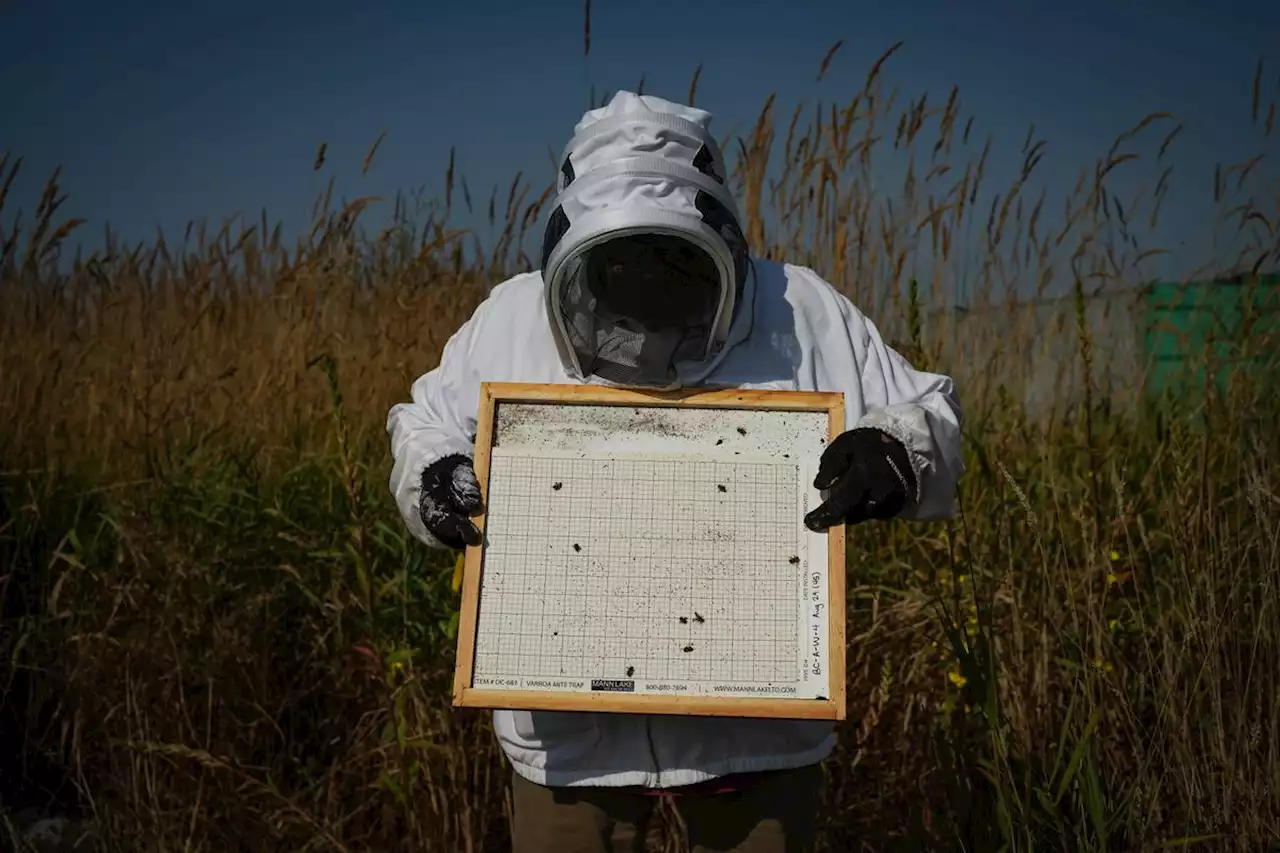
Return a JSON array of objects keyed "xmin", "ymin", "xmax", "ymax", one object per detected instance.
[{"xmin": 1141, "ymin": 273, "xmax": 1280, "ymax": 408}]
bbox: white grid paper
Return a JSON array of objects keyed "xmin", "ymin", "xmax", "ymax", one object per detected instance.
[{"xmin": 471, "ymin": 446, "xmax": 831, "ymax": 701}]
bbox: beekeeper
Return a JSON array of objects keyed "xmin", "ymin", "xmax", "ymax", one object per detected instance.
[{"xmin": 387, "ymin": 91, "xmax": 963, "ymax": 853}]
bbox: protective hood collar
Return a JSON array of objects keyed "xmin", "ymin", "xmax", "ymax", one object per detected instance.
[{"xmin": 539, "ymin": 91, "xmax": 752, "ymax": 390}]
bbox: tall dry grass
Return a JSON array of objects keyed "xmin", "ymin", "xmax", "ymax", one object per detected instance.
[{"xmin": 2, "ymin": 39, "xmax": 1280, "ymax": 852}]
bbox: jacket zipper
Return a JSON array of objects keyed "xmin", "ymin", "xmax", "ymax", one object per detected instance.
[{"xmin": 645, "ymin": 716, "xmax": 662, "ymax": 785}]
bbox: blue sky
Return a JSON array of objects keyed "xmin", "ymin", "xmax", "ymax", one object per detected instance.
[{"xmin": 1, "ymin": 0, "xmax": 1277, "ymax": 290}]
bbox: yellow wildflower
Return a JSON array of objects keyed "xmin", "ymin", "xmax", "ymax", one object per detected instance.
[
  {"xmin": 948, "ymin": 670, "xmax": 967, "ymax": 688},
  {"xmin": 451, "ymin": 553, "xmax": 465, "ymax": 593},
  {"xmin": 385, "ymin": 657, "xmax": 407, "ymax": 687}
]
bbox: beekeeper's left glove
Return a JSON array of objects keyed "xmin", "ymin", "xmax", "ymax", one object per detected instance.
[{"xmin": 803, "ymin": 428, "xmax": 916, "ymax": 531}]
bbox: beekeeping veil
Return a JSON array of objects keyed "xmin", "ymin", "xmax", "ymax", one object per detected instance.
[{"xmin": 540, "ymin": 91, "xmax": 751, "ymax": 390}]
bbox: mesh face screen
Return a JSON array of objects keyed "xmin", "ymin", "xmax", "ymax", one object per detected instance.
[{"xmin": 557, "ymin": 234, "xmax": 722, "ymax": 387}]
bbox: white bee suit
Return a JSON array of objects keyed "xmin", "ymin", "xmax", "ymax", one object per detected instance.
[{"xmin": 387, "ymin": 91, "xmax": 964, "ymax": 788}]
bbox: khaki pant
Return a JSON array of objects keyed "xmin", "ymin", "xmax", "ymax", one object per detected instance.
[{"xmin": 509, "ymin": 763, "xmax": 823, "ymax": 853}]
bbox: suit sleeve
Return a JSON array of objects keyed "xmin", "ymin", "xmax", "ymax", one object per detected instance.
[
  {"xmin": 842, "ymin": 298, "xmax": 965, "ymax": 521},
  {"xmin": 386, "ymin": 307, "xmax": 486, "ymax": 548}
]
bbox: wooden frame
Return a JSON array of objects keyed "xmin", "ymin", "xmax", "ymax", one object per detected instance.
[{"xmin": 451, "ymin": 381, "xmax": 847, "ymax": 721}]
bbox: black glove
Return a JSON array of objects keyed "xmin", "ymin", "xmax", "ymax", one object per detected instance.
[
  {"xmin": 418, "ymin": 453, "xmax": 484, "ymax": 549},
  {"xmin": 803, "ymin": 428, "xmax": 917, "ymax": 531}
]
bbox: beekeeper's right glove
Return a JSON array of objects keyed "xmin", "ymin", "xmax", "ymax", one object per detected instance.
[{"xmin": 418, "ymin": 453, "xmax": 483, "ymax": 549}]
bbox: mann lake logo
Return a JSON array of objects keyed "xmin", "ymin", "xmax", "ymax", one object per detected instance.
[{"xmin": 590, "ymin": 678, "xmax": 636, "ymax": 692}]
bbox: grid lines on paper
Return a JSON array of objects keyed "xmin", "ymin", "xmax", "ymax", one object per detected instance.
[{"xmin": 472, "ymin": 453, "xmax": 804, "ymax": 686}]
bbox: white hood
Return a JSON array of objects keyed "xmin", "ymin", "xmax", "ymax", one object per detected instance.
[{"xmin": 538, "ymin": 91, "xmax": 752, "ymax": 390}]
